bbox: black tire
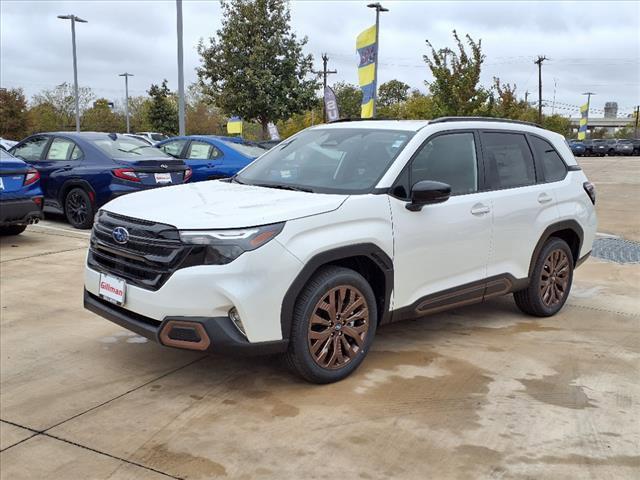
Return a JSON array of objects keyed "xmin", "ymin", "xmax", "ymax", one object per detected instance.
[
  {"xmin": 64, "ymin": 187, "xmax": 94, "ymax": 229},
  {"xmin": 284, "ymin": 266, "xmax": 377, "ymax": 384},
  {"xmin": 514, "ymin": 237, "xmax": 574, "ymax": 317},
  {"xmin": 0, "ymin": 225, "xmax": 27, "ymax": 236}
]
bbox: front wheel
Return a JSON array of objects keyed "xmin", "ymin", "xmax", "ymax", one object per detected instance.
[
  {"xmin": 285, "ymin": 266, "xmax": 377, "ymax": 384},
  {"xmin": 514, "ymin": 237, "xmax": 574, "ymax": 317},
  {"xmin": 64, "ymin": 188, "xmax": 94, "ymax": 229}
]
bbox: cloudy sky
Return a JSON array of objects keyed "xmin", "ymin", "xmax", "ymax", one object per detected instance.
[{"xmin": 1, "ymin": 0, "xmax": 638, "ymax": 117}]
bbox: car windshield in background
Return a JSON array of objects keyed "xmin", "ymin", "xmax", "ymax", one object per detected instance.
[
  {"xmin": 220, "ymin": 140, "xmax": 269, "ymax": 158},
  {"xmin": 151, "ymin": 133, "xmax": 168, "ymax": 141},
  {"xmin": 92, "ymin": 136, "xmax": 172, "ymax": 159},
  {"xmin": 236, "ymin": 128, "xmax": 415, "ymax": 194}
]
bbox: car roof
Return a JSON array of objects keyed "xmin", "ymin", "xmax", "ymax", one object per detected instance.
[{"xmin": 315, "ymin": 117, "xmax": 548, "ymax": 133}]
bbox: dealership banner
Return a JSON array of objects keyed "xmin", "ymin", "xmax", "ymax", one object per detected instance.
[
  {"xmin": 577, "ymin": 103, "xmax": 588, "ymax": 140},
  {"xmin": 324, "ymin": 86, "xmax": 340, "ymax": 122},
  {"xmin": 356, "ymin": 24, "xmax": 377, "ymax": 119},
  {"xmin": 227, "ymin": 116, "xmax": 243, "ymax": 135}
]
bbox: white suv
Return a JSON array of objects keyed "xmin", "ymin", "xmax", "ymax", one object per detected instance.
[{"xmin": 84, "ymin": 118, "xmax": 597, "ymax": 383}]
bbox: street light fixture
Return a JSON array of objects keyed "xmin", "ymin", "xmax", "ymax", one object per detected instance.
[
  {"xmin": 119, "ymin": 73, "xmax": 134, "ymax": 133},
  {"xmin": 366, "ymin": 3, "xmax": 388, "ymax": 117},
  {"xmin": 58, "ymin": 14, "xmax": 88, "ymax": 132}
]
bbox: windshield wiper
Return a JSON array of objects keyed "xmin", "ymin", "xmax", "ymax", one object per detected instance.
[{"xmin": 254, "ymin": 183, "xmax": 313, "ymax": 193}]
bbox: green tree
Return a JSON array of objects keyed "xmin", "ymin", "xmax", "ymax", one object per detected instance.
[
  {"xmin": 423, "ymin": 30, "xmax": 489, "ymax": 116},
  {"xmin": 332, "ymin": 82, "xmax": 362, "ymax": 119},
  {"xmin": 127, "ymin": 96, "xmax": 153, "ymax": 132},
  {"xmin": 0, "ymin": 88, "xmax": 30, "ymax": 139},
  {"xmin": 185, "ymin": 83, "xmax": 225, "ymax": 135},
  {"xmin": 31, "ymin": 82, "xmax": 95, "ymax": 130},
  {"xmin": 541, "ymin": 114, "xmax": 571, "ymax": 137},
  {"xmin": 197, "ymin": 0, "xmax": 318, "ymax": 139},
  {"xmin": 147, "ymin": 80, "xmax": 178, "ymax": 135},
  {"xmin": 378, "ymin": 80, "xmax": 410, "ymax": 108},
  {"xmin": 82, "ymin": 99, "xmax": 125, "ymax": 132},
  {"xmin": 27, "ymin": 103, "xmax": 59, "ymax": 134}
]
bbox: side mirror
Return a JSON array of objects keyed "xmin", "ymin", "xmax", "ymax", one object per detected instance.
[{"xmin": 406, "ymin": 180, "xmax": 451, "ymax": 211}]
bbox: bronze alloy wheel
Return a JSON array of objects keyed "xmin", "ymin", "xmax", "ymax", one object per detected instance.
[
  {"xmin": 307, "ymin": 285, "xmax": 370, "ymax": 370},
  {"xmin": 540, "ymin": 249, "xmax": 570, "ymax": 307}
]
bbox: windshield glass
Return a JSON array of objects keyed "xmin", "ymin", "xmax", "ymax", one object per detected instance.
[
  {"xmin": 92, "ymin": 136, "xmax": 172, "ymax": 159},
  {"xmin": 151, "ymin": 133, "xmax": 168, "ymax": 141},
  {"xmin": 220, "ymin": 140, "xmax": 267, "ymax": 159},
  {"xmin": 236, "ymin": 128, "xmax": 414, "ymax": 193}
]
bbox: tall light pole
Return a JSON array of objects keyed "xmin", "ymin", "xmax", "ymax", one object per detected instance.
[
  {"xmin": 176, "ymin": 0, "xmax": 186, "ymax": 135},
  {"xmin": 119, "ymin": 73, "xmax": 134, "ymax": 133},
  {"xmin": 366, "ymin": 2, "xmax": 388, "ymax": 118},
  {"xmin": 58, "ymin": 14, "xmax": 87, "ymax": 132}
]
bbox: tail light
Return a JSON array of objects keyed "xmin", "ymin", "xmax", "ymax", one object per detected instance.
[
  {"xmin": 184, "ymin": 167, "xmax": 192, "ymax": 183},
  {"xmin": 33, "ymin": 196, "xmax": 43, "ymax": 208},
  {"xmin": 23, "ymin": 168, "xmax": 40, "ymax": 186},
  {"xmin": 112, "ymin": 168, "xmax": 140, "ymax": 182},
  {"xmin": 583, "ymin": 181, "xmax": 596, "ymax": 205}
]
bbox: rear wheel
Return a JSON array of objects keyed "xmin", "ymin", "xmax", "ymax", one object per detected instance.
[
  {"xmin": 64, "ymin": 188, "xmax": 94, "ymax": 229},
  {"xmin": 514, "ymin": 237, "xmax": 574, "ymax": 317},
  {"xmin": 285, "ymin": 266, "xmax": 377, "ymax": 383},
  {"xmin": 0, "ymin": 225, "xmax": 27, "ymax": 236}
]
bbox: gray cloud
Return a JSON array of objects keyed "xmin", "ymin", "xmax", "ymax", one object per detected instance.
[{"xmin": 1, "ymin": 0, "xmax": 638, "ymax": 116}]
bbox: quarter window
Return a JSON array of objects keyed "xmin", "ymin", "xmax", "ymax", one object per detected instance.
[
  {"xmin": 410, "ymin": 132, "xmax": 478, "ymax": 195},
  {"xmin": 46, "ymin": 138, "xmax": 76, "ymax": 161},
  {"xmin": 530, "ymin": 136, "xmax": 567, "ymax": 182},
  {"xmin": 11, "ymin": 136, "xmax": 49, "ymax": 161},
  {"xmin": 482, "ymin": 132, "xmax": 535, "ymax": 189}
]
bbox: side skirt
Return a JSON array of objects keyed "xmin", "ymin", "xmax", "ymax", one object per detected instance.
[{"xmin": 387, "ymin": 274, "xmax": 528, "ymax": 324}]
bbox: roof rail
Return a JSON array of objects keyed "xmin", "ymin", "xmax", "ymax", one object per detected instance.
[
  {"xmin": 328, "ymin": 117, "xmax": 395, "ymax": 123},
  {"xmin": 429, "ymin": 116, "xmax": 541, "ymax": 128}
]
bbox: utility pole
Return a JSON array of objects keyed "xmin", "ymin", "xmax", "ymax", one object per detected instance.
[
  {"xmin": 119, "ymin": 73, "xmax": 134, "ymax": 133},
  {"xmin": 367, "ymin": 2, "xmax": 389, "ymax": 117},
  {"xmin": 313, "ymin": 53, "xmax": 337, "ymax": 123},
  {"xmin": 525, "ymin": 90, "xmax": 529, "ymax": 104},
  {"xmin": 534, "ymin": 55, "xmax": 547, "ymax": 124},
  {"xmin": 176, "ymin": 0, "xmax": 186, "ymax": 136},
  {"xmin": 58, "ymin": 14, "xmax": 88, "ymax": 132},
  {"xmin": 634, "ymin": 105, "xmax": 639, "ymax": 138},
  {"xmin": 551, "ymin": 78, "xmax": 557, "ymax": 115}
]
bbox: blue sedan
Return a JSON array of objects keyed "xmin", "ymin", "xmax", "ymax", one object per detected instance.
[
  {"xmin": 10, "ymin": 132, "xmax": 191, "ymax": 229},
  {"xmin": 0, "ymin": 149, "xmax": 44, "ymax": 235},
  {"xmin": 156, "ymin": 135, "xmax": 266, "ymax": 182}
]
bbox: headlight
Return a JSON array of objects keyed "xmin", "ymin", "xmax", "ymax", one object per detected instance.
[{"xmin": 179, "ymin": 222, "xmax": 285, "ymax": 265}]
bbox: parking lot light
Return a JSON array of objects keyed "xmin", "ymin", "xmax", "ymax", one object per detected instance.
[{"xmin": 58, "ymin": 14, "xmax": 88, "ymax": 132}]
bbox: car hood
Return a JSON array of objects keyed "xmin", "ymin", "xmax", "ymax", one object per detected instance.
[{"xmin": 101, "ymin": 180, "xmax": 348, "ymax": 229}]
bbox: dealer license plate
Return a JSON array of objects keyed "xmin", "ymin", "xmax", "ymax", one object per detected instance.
[
  {"xmin": 154, "ymin": 172, "xmax": 172, "ymax": 184},
  {"xmin": 99, "ymin": 273, "xmax": 126, "ymax": 306}
]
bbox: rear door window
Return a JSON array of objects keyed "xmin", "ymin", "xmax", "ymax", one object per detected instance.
[
  {"xmin": 481, "ymin": 132, "xmax": 536, "ymax": 189},
  {"xmin": 187, "ymin": 141, "xmax": 213, "ymax": 159},
  {"xmin": 46, "ymin": 138, "xmax": 77, "ymax": 161},
  {"xmin": 530, "ymin": 136, "xmax": 567, "ymax": 183}
]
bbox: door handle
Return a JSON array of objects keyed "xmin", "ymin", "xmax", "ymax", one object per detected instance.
[
  {"xmin": 538, "ymin": 193, "xmax": 553, "ymax": 204},
  {"xmin": 470, "ymin": 203, "xmax": 490, "ymax": 215}
]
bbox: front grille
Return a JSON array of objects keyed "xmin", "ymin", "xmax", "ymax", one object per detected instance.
[{"xmin": 88, "ymin": 211, "xmax": 190, "ymax": 291}]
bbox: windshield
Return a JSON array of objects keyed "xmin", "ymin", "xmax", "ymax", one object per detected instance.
[
  {"xmin": 236, "ymin": 128, "xmax": 414, "ymax": 193},
  {"xmin": 92, "ymin": 136, "xmax": 172, "ymax": 159},
  {"xmin": 220, "ymin": 140, "xmax": 268, "ymax": 159},
  {"xmin": 151, "ymin": 133, "xmax": 168, "ymax": 141}
]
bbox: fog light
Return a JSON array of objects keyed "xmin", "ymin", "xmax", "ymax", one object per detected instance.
[{"xmin": 229, "ymin": 308, "xmax": 246, "ymax": 338}]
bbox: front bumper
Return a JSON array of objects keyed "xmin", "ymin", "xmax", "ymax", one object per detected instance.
[
  {"xmin": 0, "ymin": 197, "xmax": 43, "ymax": 225},
  {"xmin": 84, "ymin": 290, "xmax": 288, "ymax": 355}
]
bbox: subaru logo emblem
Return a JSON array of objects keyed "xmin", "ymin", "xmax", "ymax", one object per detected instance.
[{"xmin": 112, "ymin": 226, "xmax": 129, "ymax": 244}]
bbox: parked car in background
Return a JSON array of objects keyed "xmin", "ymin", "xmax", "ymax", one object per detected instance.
[
  {"xmin": 0, "ymin": 138, "xmax": 18, "ymax": 151},
  {"xmin": 156, "ymin": 135, "xmax": 266, "ymax": 182},
  {"xmin": 604, "ymin": 139, "xmax": 618, "ymax": 155},
  {"xmin": 590, "ymin": 139, "xmax": 608, "ymax": 156},
  {"xmin": 124, "ymin": 133, "xmax": 153, "ymax": 146},
  {"xmin": 0, "ymin": 149, "xmax": 43, "ymax": 235},
  {"xmin": 135, "ymin": 132, "xmax": 169, "ymax": 145},
  {"xmin": 632, "ymin": 139, "xmax": 640, "ymax": 155},
  {"xmin": 613, "ymin": 139, "xmax": 634, "ymax": 156},
  {"xmin": 568, "ymin": 140, "xmax": 585, "ymax": 156},
  {"xmin": 10, "ymin": 132, "xmax": 191, "ymax": 229},
  {"xmin": 257, "ymin": 140, "xmax": 281, "ymax": 150}
]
